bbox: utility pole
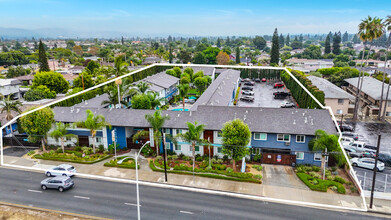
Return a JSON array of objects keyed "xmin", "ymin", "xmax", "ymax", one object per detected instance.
[
  {"xmin": 162, "ymin": 133, "xmax": 168, "ymax": 182},
  {"xmin": 370, "ymin": 134, "xmax": 381, "ymax": 209}
]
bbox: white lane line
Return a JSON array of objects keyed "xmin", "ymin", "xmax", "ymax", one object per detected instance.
[
  {"xmin": 27, "ymin": 189, "xmax": 42, "ymax": 193},
  {"xmin": 124, "ymin": 203, "xmax": 141, "ymax": 207},
  {"xmin": 74, "ymin": 195, "xmax": 90, "ymax": 200},
  {"xmin": 180, "ymin": 210, "xmax": 193, "ymax": 215}
]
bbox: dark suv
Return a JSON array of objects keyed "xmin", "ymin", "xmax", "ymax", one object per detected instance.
[
  {"xmin": 240, "ymin": 96, "xmax": 254, "ymax": 102},
  {"xmin": 242, "ymin": 86, "xmax": 253, "ymax": 91}
]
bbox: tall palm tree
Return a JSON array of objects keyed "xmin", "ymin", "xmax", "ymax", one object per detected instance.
[
  {"xmin": 49, "ymin": 122, "xmax": 76, "ymax": 153},
  {"xmin": 381, "ymin": 15, "xmax": 391, "ymax": 121},
  {"xmin": 133, "ymin": 81, "xmax": 150, "ymax": 94},
  {"xmin": 113, "ymin": 55, "xmax": 129, "ymax": 107},
  {"xmin": 0, "ymin": 95, "xmax": 23, "ymax": 121},
  {"xmin": 176, "ymin": 121, "xmax": 206, "ymax": 174},
  {"xmin": 354, "ymin": 16, "xmax": 383, "ymax": 121},
  {"xmin": 132, "ymin": 110, "xmax": 170, "ymax": 156},
  {"xmin": 77, "ymin": 109, "xmax": 111, "ymax": 154},
  {"xmin": 177, "ymin": 83, "xmax": 190, "ymax": 110}
]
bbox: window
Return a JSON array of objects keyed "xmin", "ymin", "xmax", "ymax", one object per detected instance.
[
  {"xmin": 195, "ymin": 146, "xmax": 199, "ymax": 152},
  {"xmin": 176, "ymin": 129, "xmax": 182, "ymax": 134},
  {"xmin": 254, "ymin": 133, "xmax": 267, "ymax": 140},
  {"xmin": 314, "ymin": 153, "xmax": 322, "ymax": 161},
  {"xmin": 164, "ymin": 142, "xmax": 170, "ymax": 149},
  {"xmin": 96, "ymin": 137, "xmax": 102, "ymax": 143},
  {"xmin": 217, "ymin": 131, "xmax": 223, "ymax": 138},
  {"xmin": 164, "ymin": 128, "xmax": 170, "ymax": 134},
  {"xmin": 388, "ymin": 101, "xmax": 391, "ymax": 107},
  {"xmin": 338, "ymin": 99, "xmax": 344, "ymax": 105},
  {"xmin": 217, "ymin": 147, "xmax": 222, "ymax": 153},
  {"xmin": 66, "ymin": 136, "xmax": 72, "ymax": 141},
  {"xmin": 175, "ymin": 144, "xmax": 181, "ymax": 151},
  {"xmin": 336, "ymin": 109, "xmax": 343, "ymax": 114},
  {"xmin": 277, "ymin": 134, "xmax": 290, "ymax": 142},
  {"xmin": 386, "ymin": 112, "xmax": 391, "ymax": 116},
  {"xmin": 253, "ymin": 148, "xmax": 261, "ymax": 154},
  {"xmin": 296, "ymin": 135, "xmax": 305, "ymax": 143},
  {"xmin": 295, "ymin": 152, "xmax": 304, "ymax": 160}
]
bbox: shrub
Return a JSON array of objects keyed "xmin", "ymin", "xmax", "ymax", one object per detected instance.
[
  {"xmin": 303, "ymin": 166, "xmax": 313, "ymax": 172},
  {"xmin": 254, "ymin": 174, "xmax": 262, "ymax": 180},
  {"xmin": 312, "ymin": 166, "xmax": 320, "ymax": 172},
  {"xmin": 296, "ymin": 173, "xmax": 345, "ymax": 194},
  {"xmin": 178, "ymin": 153, "xmax": 185, "ymax": 159},
  {"xmin": 350, "ymin": 186, "xmax": 358, "ymax": 193},
  {"xmin": 171, "ymin": 155, "xmax": 178, "ymax": 160},
  {"xmin": 253, "ymin": 154, "xmax": 262, "ymax": 162},
  {"xmin": 27, "ymin": 150, "xmax": 35, "ymax": 156},
  {"xmin": 330, "ymin": 186, "xmax": 338, "ymax": 192},
  {"xmin": 226, "ymin": 167, "xmax": 233, "ymax": 173},
  {"xmin": 222, "ymin": 155, "xmax": 229, "ymax": 162},
  {"xmin": 309, "ymin": 171, "xmax": 321, "ymax": 179},
  {"xmin": 98, "ymin": 145, "xmax": 104, "ymax": 152},
  {"xmin": 75, "ymin": 146, "xmax": 82, "ymax": 151},
  {"xmin": 333, "ymin": 176, "xmax": 346, "ymax": 184},
  {"xmin": 252, "ymin": 165, "xmax": 263, "ymax": 171},
  {"xmin": 156, "ymin": 156, "xmax": 163, "ymax": 161},
  {"xmin": 103, "ymin": 150, "xmax": 109, "ymax": 154},
  {"xmin": 195, "ymin": 155, "xmax": 203, "ymax": 162},
  {"xmin": 56, "ymin": 147, "xmax": 63, "ymax": 153},
  {"xmin": 81, "ymin": 147, "xmax": 93, "ymax": 155}
]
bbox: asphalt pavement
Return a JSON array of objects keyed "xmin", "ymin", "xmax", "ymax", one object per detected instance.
[
  {"xmin": 354, "ymin": 167, "xmax": 391, "ymax": 193},
  {"xmin": 0, "ymin": 168, "xmax": 387, "ymax": 220}
]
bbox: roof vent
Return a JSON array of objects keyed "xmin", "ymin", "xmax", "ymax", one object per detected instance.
[
  {"xmin": 304, "ymin": 117, "xmax": 308, "ymax": 124},
  {"xmin": 311, "ymin": 119, "xmax": 314, "ymax": 125},
  {"xmin": 76, "ymin": 108, "xmax": 80, "ymax": 113},
  {"xmin": 190, "ymin": 111, "xmax": 192, "ymax": 116},
  {"xmin": 293, "ymin": 120, "xmax": 296, "ymax": 125},
  {"xmin": 70, "ymin": 106, "xmax": 74, "ymax": 113},
  {"xmin": 292, "ymin": 111, "xmax": 294, "ymax": 114}
]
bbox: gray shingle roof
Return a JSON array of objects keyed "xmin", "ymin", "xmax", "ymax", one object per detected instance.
[
  {"xmin": 344, "ymin": 77, "xmax": 391, "ymax": 101},
  {"xmin": 74, "ymin": 93, "xmax": 109, "ymax": 108},
  {"xmin": 190, "ymin": 69, "xmax": 240, "ymax": 111},
  {"xmin": 142, "ymin": 72, "xmax": 179, "ymax": 89},
  {"xmin": 307, "ymin": 76, "xmax": 354, "ymax": 100},
  {"xmin": 187, "ymin": 66, "xmax": 215, "ymax": 76},
  {"xmin": 53, "ymin": 105, "xmax": 336, "ymax": 135}
]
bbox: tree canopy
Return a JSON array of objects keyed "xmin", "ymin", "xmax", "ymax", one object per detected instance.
[{"xmin": 32, "ymin": 71, "xmax": 69, "ymax": 94}]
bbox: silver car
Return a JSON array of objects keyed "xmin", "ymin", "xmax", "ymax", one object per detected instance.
[
  {"xmin": 45, "ymin": 164, "xmax": 76, "ymax": 177},
  {"xmin": 41, "ymin": 176, "xmax": 74, "ymax": 192}
]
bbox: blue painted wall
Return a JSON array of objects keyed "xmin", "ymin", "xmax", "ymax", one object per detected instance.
[
  {"xmin": 4, "ymin": 123, "xmax": 18, "ymax": 135},
  {"xmin": 160, "ymin": 128, "xmax": 173, "ymax": 152},
  {"xmin": 67, "ymin": 129, "xmax": 103, "ymax": 137},
  {"xmin": 107, "ymin": 126, "xmax": 127, "ymax": 149}
]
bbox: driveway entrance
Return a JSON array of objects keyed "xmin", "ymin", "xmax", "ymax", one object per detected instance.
[{"xmin": 262, "ymin": 164, "xmax": 308, "ymax": 190}]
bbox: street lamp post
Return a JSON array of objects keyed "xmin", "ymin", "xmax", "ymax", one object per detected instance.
[{"xmin": 135, "ymin": 141, "xmax": 150, "ymax": 220}]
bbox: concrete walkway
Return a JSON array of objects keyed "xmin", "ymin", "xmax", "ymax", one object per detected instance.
[{"xmin": 2, "ymin": 155, "xmax": 374, "ymax": 212}]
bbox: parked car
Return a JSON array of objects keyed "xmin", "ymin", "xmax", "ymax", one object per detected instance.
[
  {"xmin": 339, "ymin": 124, "xmax": 354, "ymax": 132},
  {"xmin": 240, "ymin": 96, "xmax": 254, "ymax": 102},
  {"xmin": 280, "ymin": 101, "xmax": 295, "ymax": 108},
  {"xmin": 244, "ymin": 81, "xmax": 255, "ymax": 86},
  {"xmin": 344, "ymin": 141, "xmax": 377, "ymax": 153},
  {"xmin": 378, "ymin": 152, "xmax": 391, "ymax": 167},
  {"xmin": 242, "ymin": 86, "xmax": 253, "ymax": 91},
  {"xmin": 350, "ymin": 158, "xmax": 385, "ymax": 172},
  {"xmin": 273, "ymin": 83, "xmax": 284, "ymax": 88},
  {"xmin": 255, "ymin": 78, "xmax": 261, "ymax": 83},
  {"xmin": 41, "ymin": 176, "xmax": 74, "ymax": 192},
  {"xmin": 261, "ymin": 78, "xmax": 267, "ymax": 82},
  {"xmin": 341, "ymin": 132, "xmax": 359, "ymax": 141},
  {"xmin": 273, "ymin": 92, "xmax": 290, "ymax": 99},
  {"xmin": 345, "ymin": 148, "xmax": 363, "ymax": 158},
  {"xmin": 242, "ymin": 90, "xmax": 254, "ymax": 96},
  {"xmin": 45, "ymin": 164, "xmax": 76, "ymax": 177},
  {"xmin": 340, "ymin": 136, "xmax": 354, "ymax": 145}
]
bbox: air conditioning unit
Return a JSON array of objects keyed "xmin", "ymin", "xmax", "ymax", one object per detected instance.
[{"xmin": 285, "ymin": 141, "xmax": 290, "ymax": 146}]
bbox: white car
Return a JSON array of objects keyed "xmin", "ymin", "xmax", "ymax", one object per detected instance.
[
  {"xmin": 45, "ymin": 164, "xmax": 76, "ymax": 177},
  {"xmin": 350, "ymin": 158, "xmax": 385, "ymax": 172},
  {"xmin": 340, "ymin": 137, "xmax": 354, "ymax": 145},
  {"xmin": 242, "ymin": 90, "xmax": 254, "ymax": 96}
]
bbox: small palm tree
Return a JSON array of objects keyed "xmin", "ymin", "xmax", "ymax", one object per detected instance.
[
  {"xmin": 101, "ymin": 85, "xmax": 130, "ymax": 108},
  {"xmin": 147, "ymin": 92, "xmax": 166, "ymax": 109},
  {"xmin": 133, "ymin": 110, "xmax": 170, "ymax": 156},
  {"xmin": 381, "ymin": 15, "xmax": 391, "ymax": 121},
  {"xmin": 134, "ymin": 81, "xmax": 150, "ymax": 94},
  {"xmin": 177, "ymin": 83, "xmax": 190, "ymax": 110},
  {"xmin": 0, "ymin": 95, "xmax": 23, "ymax": 121},
  {"xmin": 77, "ymin": 109, "xmax": 111, "ymax": 154},
  {"xmin": 176, "ymin": 121, "xmax": 206, "ymax": 173},
  {"xmin": 113, "ymin": 55, "xmax": 129, "ymax": 107},
  {"xmin": 49, "ymin": 122, "xmax": 76, "ymax": 153}
]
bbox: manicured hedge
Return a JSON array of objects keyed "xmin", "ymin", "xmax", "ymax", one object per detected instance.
[
  {"xmin": 296, "ymin": 173, "xmax": 345, "ymax": 194},
  {"xmin": 104, "ymin": 157, "xmax": 139, "ymax": 169},
  {"xmin": 34, "ymin": 153, "xmax": 111, "ymax": 164},
  {"xmin": 238, "ymin": 68, "xmax": 282, "ymax": 80}
]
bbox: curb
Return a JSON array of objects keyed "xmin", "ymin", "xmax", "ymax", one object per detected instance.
[{"xmin": 367, "ymin": 209, "xmax": 391, "ymax": 216}]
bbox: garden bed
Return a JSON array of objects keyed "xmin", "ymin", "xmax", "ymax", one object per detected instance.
[
  {"xmin": 295, "ymin": 165, "xmax": 358, "ymax": 195},
  {"xmin": 33, "ymin": 147, "xmax": 112, "ymax": 164},
  {"xmin": 149, "ymin": 155, "xmax": 262, "ymax": 184},
  {"xmin": 104, "ymin": 156, "xmax": 139, "ymax": 169}
]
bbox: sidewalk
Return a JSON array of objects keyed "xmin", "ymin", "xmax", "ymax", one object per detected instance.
[{"xmin": 2, "ymin": 155, "xmax": 373, "ymax": 212}]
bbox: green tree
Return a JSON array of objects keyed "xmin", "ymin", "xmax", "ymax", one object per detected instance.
[
  {"xmin": 279, "ymin": 34, "xmax": 285, "ymax": 48},
  {"xmin": 73, "ymin": 72, "xmax": 94, "ymax": 89},
  {"xmin": 19, "ymin": 107, "xmax": 54, "ymax": 152},
  {"xmin": 302, "ymin": 45, "xmax": 322, "ymax": 59},
  {"xmin": 131, "ymin": 94, "xmax": 152, "ymax": 109},
  {"xmin": 286, "ymin": 34, "xmax": 290, "ymax": 46},
  {"xmin": 32, "ymin": 71, "xmax": 69, "ymax": 94},
  {"xmin": 176, "ymin": 121, "xmax": 205, "ymax": 173},
  {"xmin": 235, "ymin": 47, "xmax": 240, "ymax": 64},
  {"xmin": 24, "ymin": 85, "xmax": 56, "ymax": 101},
  {"xmin": 173, "ymin": 67, "xmax": 182, "ymax": 78},
  {"xmin": 342, "ymin": 31, "xmax": 349, "ymax": 42},
  {"xmin": 169, "ymin": 43, "xmax": 173, "ymax": 63},
  {"xmin": 324, "ymin": 35, "xmax": 331, "ymax": 54},
  {"xmin": 203, "ymin": 47, "xmax": 220, "ymax": 64},
  {"xmin": 221, "ymin": 119, "xmax": 251, "ymax": 171},
  {"xmin": 6, "ymin": 66, "xmax": 31, "ymax": 78},
  {"xmin": 38, "ymin": 40, "xmax": 50, "ymax": 72},
  {"xmin": 0, "ymin": 95, "xmax": 22, "ymax": 120},
  {"xmin": 193, "ymin": 52, "xmax": 206, "ymax": 64},
  {"xmin": 86, "ymin": 60, "xmax": 100, "ymax": 74},
  {"xmin": 113, "ymin": 55, "xmax": 129, "ymax": 107},
  {"xmin": 177, "ymin": 83, "xmax": 190, "ymax": 110},
  {"xmin": 270, "ymin": 28, "xmax": 280, "ymax": 65},
  {"xmin": 194, "ymin": 76, "xmax": 211, "ymax": 94},
  {"xmin": 77, "ymin": 109, "xmax": 111, "ymax": 154},
  {"xmin": 133, "ymin": 110, "xmax": 170, "ymax": 156},
  {"xmin": 332, "ymin": 32, "xmax": 342, "ymax": 55},
  {"xmin": 253, "ymin": 36, "xmax": 266, "ymax": 50},
  {"xmin": 216, "ymin": 37, "xmax": 221, "ymax": 48},
  {"xmin": 49, "ymin": 122, "xmax": 76, "ymax": 153}
]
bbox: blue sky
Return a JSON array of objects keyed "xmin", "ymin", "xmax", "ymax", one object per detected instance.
[{"xmin": 0, "ymin": 0, "xmax": 390, "ymax": 36}]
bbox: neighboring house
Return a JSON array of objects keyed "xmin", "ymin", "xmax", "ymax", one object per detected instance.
[
  {"xmin": 15, "ymin": 75, "xmax": 34, "ymax": 85},
  {"xmin": 139, "ymin": 72, "xmax": 180, "ymax": 105},
  {"xmin": 344, "ymin": 77, "xmax": 391, "ymax": 117},
  {"xmin": 69, "ymin": 66, "xmax": 85, "ymax": 74},
  {"xmin": 142, "ymin": 56, "xmax": 161, "ymax": 65},
  {"xmin": 286, "ymin": 58, "xmax": 334, "ymax": 73},
  {"xmin": 355, "ymin": 59, "xmax": 390, "ymax": 68},
  {"xmin": 188, "ymin": 66, "xmax": 216, "ymax": 80},
  {"xmin": 190, "ymin": 69, "xmax": 240, "ymax": 111},
  {"xmin": 307, "ymin": 76, "xmax": 355, "ymax": 115},
  {"xmin": 61, "ymin": 74, "xmax": 79, "ymax": 86},
  {"xmin": 51, "ymin": 105, "xmax": 337, "ymax": 166},
  {"xmin": 84, "ymin": 56, "xmax": 99, "ymax": 62},
  {"xmin": 0, "ymin": 79, "xmax": 22, "ymax": 99}
]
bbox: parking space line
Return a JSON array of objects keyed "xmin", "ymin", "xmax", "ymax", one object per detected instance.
[
  {"xmin": 124, "ymin": 203, "xmax": 140, "ymax": 207},
  {"xmin": 27, "ymin": 189, "xmax": 42, "ymax": 193},
  {"xmin": 180, "ymin": 210, "xmax": 194, "ymax": 215},
  {"xmin": 74, "ymin": 195, "xmax": 90, "ymax": 200}
]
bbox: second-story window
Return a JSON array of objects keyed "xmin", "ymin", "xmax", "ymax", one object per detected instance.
[{"xmin": 338, "ymin": 99, "xmax": 344, "ymax": 105}]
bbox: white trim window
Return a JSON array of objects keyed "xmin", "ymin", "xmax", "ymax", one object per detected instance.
[
  {"xmin": 254, "ymin": 133, "xmax": 267, "ymax": 141},
  {"xmin": 277, "ymin": 134, "xmax": 290, "ymax": 142},
  {"xmin": 295, "ymin": 152, "xmax": 304, "ymax": 160},
  {"xmin": 314, "ymin": 153, "xmax": 322, "ymax": 161},
  {"xmin": 336, "ymin": 109, "xmax": 343, "ymax": 114},
  {"xmin": 195, "ymin": 146, "xmax": 200, "ymax": 152},
  {"xmin": 96, "ymin": 137, "xmax": 102, "ymax": 143},
  {"xmin": 337, "ymin": 99, "xmax": 344, "ymax": 105},
  {"xmin": 296, "ymin": 135, "xmax": 305, "ymax": 143},
  {"xmin": 253, "ymin": 148, "xmax": 261, "ymax": 154},
  {"xmin": 175, "ymin": 129, "xmax": 182, "ymax": 135},
  {"xmin": 217, "ymin": 147, "xmax": 222, "ymax": 153},
  {"xmin": 217, "ymin": 131, "xmax": 223, "ymax": 138},
  {"xmin": 174, "ymin": 144, "xmax": 181, "ymax": 151}
]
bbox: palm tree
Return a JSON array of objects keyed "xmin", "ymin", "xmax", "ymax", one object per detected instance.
[
  {"xmin": 49, "ymin": 122, "xmax": 76, "ymax": 153},
  {"xmin": 147, "ymin": 92, "xmax": 166, "ymax": 109},
  {"xmin": 309, "ymin": 130, "xmax": 339, "ymax": 180},
  {"xmin": 354, "ymin": 16, "xmax": 383, "ymax": 121},
  {"xmin": 102, "ymin": 83, "xmax": 134, "ymax": 108},
  {"xmin": 132, "ymin": 81, "xmax": 150, "ymax": 94},
  {"xmin": 176, "ymin": 121, "xmax": 206, "ymax": 174},
  {"xmin": 381, "ymin": 15, "xmax": 391, "ymax": 121},
  {"xmin": 0, "ymin": 95, "xmax": 23, "ymax": 121},
  {"xmin": 132, "ymin": 110, "xmax": 170, "ymax": 156},
  {"xmin": 113, "ymin": 55, "xmax": 129, "ymax": 107},
  {"xmin": 177, "ymin": 83, "xmax": 190, "ymax": 110},
  {"xmin": 77, "ymin": 109, "xmax": 111, "ymax": 154}
]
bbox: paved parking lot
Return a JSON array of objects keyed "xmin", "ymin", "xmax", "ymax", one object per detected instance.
[
  {"xmin": 237, "ymin": 82, "xmax": 295, "ymax": 108},
  {"xmin": 354, "ymin": 166, "xmax": 391, "ymax": 193}
]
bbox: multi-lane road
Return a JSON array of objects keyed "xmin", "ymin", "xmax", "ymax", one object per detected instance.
[{"xmin": 0, "ymin": 168, "xmax": 387, "ymax": 220}]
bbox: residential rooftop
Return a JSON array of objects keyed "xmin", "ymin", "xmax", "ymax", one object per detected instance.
[
  {"xmin": 187, "ymin": 66, "xmax": 215, "ymax": 76},
  {"xmin": 140, "ymin": 71, "xmax": 179, "ymax": 90},
  {"xmin": 0, "ymin": 79, "xmax": 22, "ymax": 86},
  {"xmin": 344, "ymin": 76, "xmax": 391, "ymax": 101},
  {"xmin": 307, "ymin": 76, "xmax": 354, "ymax": 100}
]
